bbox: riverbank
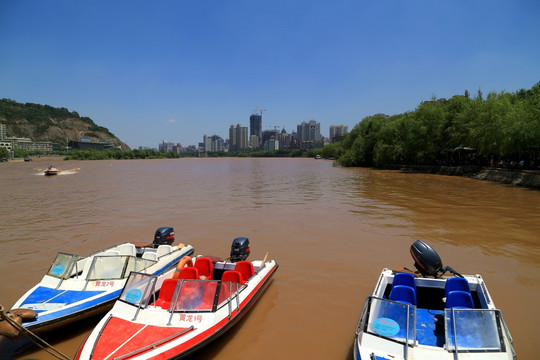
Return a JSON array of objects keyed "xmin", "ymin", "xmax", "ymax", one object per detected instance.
[{"xmin": 397, "ymin": 164, "xmax": 540, "ymax": 189}]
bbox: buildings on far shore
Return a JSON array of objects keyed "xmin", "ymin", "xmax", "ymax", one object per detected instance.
[
  {"xmin": 0, "ymin": 123, "xmax": 54, "ymax": 153},
  {"xmin": 186, "ymin": 110, "xmax": 349, "ymax": 153}
]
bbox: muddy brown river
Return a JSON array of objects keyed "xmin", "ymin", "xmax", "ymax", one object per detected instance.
[{"xmin": 1, "ymin": 158, "xmax": 538, "ymax": 359}]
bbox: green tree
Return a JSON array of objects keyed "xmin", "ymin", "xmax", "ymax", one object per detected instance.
[{"xmin": 0, "ymin": 147, "xmax": 9, "ymax": 161}]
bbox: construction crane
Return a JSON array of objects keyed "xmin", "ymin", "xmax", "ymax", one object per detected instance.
[{"xmin": 252, "ymin": 106, "xmax": 267, "ymax": 116}]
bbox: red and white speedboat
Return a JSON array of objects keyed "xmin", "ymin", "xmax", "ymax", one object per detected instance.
[
  {"xmin": 75, "ymin": 237, "xmax": 278, "ymax": 360},
  {"xmin": 44, "ymin": 166, "xmax": 59, "ymax": 176}
]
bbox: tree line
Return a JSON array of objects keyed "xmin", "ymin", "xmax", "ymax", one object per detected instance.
[{"xmin": 317, "ymin": 81, "xmax": 540, "ymax": 168}]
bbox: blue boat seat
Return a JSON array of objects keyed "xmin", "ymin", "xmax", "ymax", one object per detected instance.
[
  {"xmin": 389, "ymin": 285, "xmax": 416, "ymax": 306},
  {"xmin": 445, "ymin": 277, "xmax": 471, "ymax": 299},
  {"xmin": 392, "ymin": 272, "xmax": 416, "ymax": 292},
  {"xmin": 446, "ymin": 290, "xmax": 474, "ymax": 309}
]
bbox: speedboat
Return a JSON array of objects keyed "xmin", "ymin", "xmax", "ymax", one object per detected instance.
[
  {"xmin": 353, "ymin": 240, "xmax": 516, "ymax": 360},
  {"xmin": 10, "ymin": 227, "xmax": 194, "ymax": 334},
  {"xmin": 44, "ymin": 166, "xmax": 58, "ymax": 175},
  {"xmin": 75, "ymin": 237, "xmax": 278, "ymax": 360}
]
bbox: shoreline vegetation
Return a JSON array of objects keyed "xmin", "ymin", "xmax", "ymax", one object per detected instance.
[{"xmin": 2, "ymin": 82, "xmax": 539, "ymax": 189}]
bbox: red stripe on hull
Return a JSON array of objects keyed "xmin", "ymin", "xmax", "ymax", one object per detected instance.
[{"xmin": 91, "ymin": 317, "xmax": 190, "ymax": 359}]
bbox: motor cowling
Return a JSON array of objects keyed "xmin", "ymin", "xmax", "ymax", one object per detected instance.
[
  {"xmin": 410, "ymin": 240, "xmax": 443, "ymax": 277},
  {"xmin": 230, "ymin": 237, "xmax": 250, "ymax": 262},
  {"xmin": 153, "ymin": 227, "xmax": 175, "ymax": 247}
]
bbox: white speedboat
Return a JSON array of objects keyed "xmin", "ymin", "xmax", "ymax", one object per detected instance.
[
  {"xmin": 75, "ymin": 237, "xmax": 278, "ymax": 360},
  {"xmin": 44, "ymin": 166, "xmax": 58, "ymax": 175},
  {"xmin": 353, "ymin": 240, "xmax": 516, "ymax": 360},
  {"xmin": 10, "ymin": 227, "xmax": 194, "ymax": 333}
]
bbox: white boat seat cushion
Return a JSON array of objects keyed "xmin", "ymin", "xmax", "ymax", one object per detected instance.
[
  {"xmin": 118, "ymin": 243, "xmax": 136, "ymax": 257},
  {"xmin": 156, "ymin": 245, "xmax": 173, "ymax": 258},
  {"xmin": 142, "ymin": 251, "xmax": 158, "ymax": 261}
]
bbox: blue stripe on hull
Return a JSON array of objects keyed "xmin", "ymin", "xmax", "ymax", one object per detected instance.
[
  {"xmin": 21, "ymin": 287, "xmax": 105, "ymax": 312},
  {"xmin": 23, "ymin": 289, "xmax": 122, "ymax": 329}
]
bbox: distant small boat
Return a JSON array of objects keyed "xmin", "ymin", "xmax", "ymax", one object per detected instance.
[{"xmin": 44, "ymin": 166, "xmax": 58, "ymax": 176}]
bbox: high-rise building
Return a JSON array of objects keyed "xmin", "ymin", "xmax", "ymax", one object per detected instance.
[
  {"xmin": 209, "ymin": 135, "xmax": 224, "ymax": 151},
  {"xmin": 250, "ymin": 113, "xmax": 262, "ymax": 148},
  {"xmin": 329, "ymin": 125, "xmax": 348, "ymax": 143},
  {"xmin": 0, "ymin": 123, "xmax": 6, "ymax": 141},
  {"xmin": 203, "ymin": 135, "xmax": 211, "ymax": 151},
  {"xmin": 297, "ymin": 120, "xmax": 321, "ymax": 143},
  {"xmin": 229, "ymin": 124, "xmax": 248, "ymax": 151}
]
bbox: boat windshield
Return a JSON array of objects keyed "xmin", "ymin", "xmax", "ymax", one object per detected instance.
[
  {"xmin": 119, "ymin": 272, "xmax": 158, "ymax": 307},
  {"xmin": 47, "ymin": 252, "xmax": 80, "ymax": 279},
  {"xmin": 445, "ymin": 309, "xmax": 505, "ymax": 352},
  {"xmin": 86, "ymin": 255, "xmax": 148, "ymax": 280},
  {"xmin": 360, "ymin": 297, "xmax": 508, "ymax": 353},
  {"xmin": 168, "ymin": 279, "xmax": 242, "ymax": 312},
  {"xmin": 364, "ymin": 297, "xmax": 416, "ymax": 345}
]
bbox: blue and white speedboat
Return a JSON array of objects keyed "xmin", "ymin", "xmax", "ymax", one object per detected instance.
[
  {"xmin": 353, "ymin": 241, "xmax": 516, "ymax": 360},
  {"xmin": 10, "ymin": 227, "xmax": 194, "ymax": 333}
]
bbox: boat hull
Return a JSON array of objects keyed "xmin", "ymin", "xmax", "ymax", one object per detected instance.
[
  {"xmin": 11, "ymin": 243, "xmax": 194, "ymax": 334},
  {"xmin": 167, "ymin": 264, "xmax": 277, "ymax": 359},
  {"xmin": 353, "ymin": 268, "xmax": 515, "ymax": 360},
  {"xmin": 75, "ymin": 259, "xmax": 278, "ymax": 360}
]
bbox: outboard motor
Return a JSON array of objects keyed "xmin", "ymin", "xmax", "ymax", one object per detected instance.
[
  {"xmin": 410, "ymin": 240, "xmax": 443, "ymax": 277},
  {"xmin": 153, "ymin": 227, "xmax": 175, "ymax": 247},
  {"xmin": 230, "ymin": 237, "xmax": 250, "ymax": 262},
  {"xmin": 410, "ymin": 240, "xmax": 463, "ymax": 278}
]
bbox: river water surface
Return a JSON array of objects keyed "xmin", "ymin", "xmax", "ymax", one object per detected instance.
[{"xmin": 1, "ymin": 158, "xmax": 538, "ymax": 359}]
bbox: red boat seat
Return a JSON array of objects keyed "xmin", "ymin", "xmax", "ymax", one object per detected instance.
[
  {"xmin": 222, "ymin": 270, "xmax": 243, "ymax": 284},
  {"xmin": 177, "ymin": 267, "xmax": 199, "ymax": 280},
  {"xmin": 154, "ymin": 279, "xmax": 178, "ymax": 310},
  {"xmin": 194, "ymin": 257, "xmax": 213, "ymax": 280},
  {"xmin": 233, "ymin": 261, "xmax": 254, "ymax": 284}
]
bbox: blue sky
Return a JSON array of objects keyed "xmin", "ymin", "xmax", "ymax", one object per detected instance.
[{"xmin": 1, "ymin": 1, "xmax": 539, "ymax": 149}]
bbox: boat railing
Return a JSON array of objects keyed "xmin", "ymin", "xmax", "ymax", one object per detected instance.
[{"xmin": 222, "ymin": 281, "xmax": 241, "ymax": 319}]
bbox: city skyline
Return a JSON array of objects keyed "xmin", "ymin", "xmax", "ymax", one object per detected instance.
[
  {"xmin": 156, "ymin": 115, "xmax": 345, "ymax": 151},
  {"xmin": 157, "ymin": 114, "xmax": 339, "ymax": 150}
]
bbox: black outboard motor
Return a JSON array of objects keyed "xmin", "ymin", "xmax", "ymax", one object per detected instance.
[
  {"xmin": 153, "ymin": 227, "xmax": 175, "ymax": 247},
  {"xmin": 230, "ymin": 237, "xmax": 250, "ymax": 262},
  {"xmin": 410, "ymin": 240, "xmax": 463, "ymax": 278},
  {"xmin": 410, "ymin": 240, "xmax": 443, "ymax": 277}
]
